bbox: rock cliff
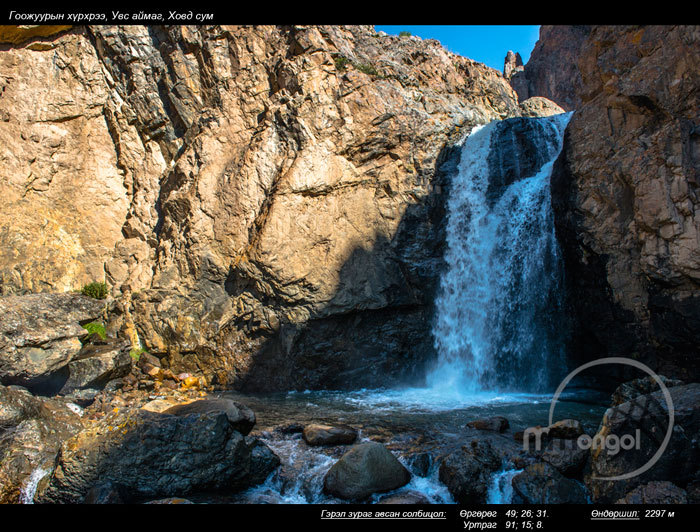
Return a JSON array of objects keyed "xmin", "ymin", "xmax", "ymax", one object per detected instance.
[
  {"xmin": 1, "ymin": 25, "xmax": 530, "ymax": 391},
  {"xmin": 507, "ymin": 25, "xmax": 591, "ymax": 111},
  {"xmin": 550, "ymin": 25, "xmax": 700, "ymax": 380}
]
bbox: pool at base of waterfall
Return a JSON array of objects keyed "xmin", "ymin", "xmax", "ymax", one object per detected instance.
[{"xmin": 186, "ymin": 386, "xmax": 608, "ymax": 504}]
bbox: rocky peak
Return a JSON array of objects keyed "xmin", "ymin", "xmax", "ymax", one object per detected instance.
[{"xmin": 503, "ymin": 50, "xmax": 523, "ymax": 79}]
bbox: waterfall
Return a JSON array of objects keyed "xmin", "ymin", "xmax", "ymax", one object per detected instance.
[{"xmin": 428, "ymin": 113, "xmax": 572, "ymax": 395}]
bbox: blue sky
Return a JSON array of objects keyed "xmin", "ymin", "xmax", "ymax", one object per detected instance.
[{"xmin": 374, "ymin": 26, "xmax": 541, "ymax": 72}]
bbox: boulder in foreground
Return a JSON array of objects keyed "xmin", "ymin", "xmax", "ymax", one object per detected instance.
[{"xmin": 323, "ymin": 441, "xmax": 410, "ymax": 500}]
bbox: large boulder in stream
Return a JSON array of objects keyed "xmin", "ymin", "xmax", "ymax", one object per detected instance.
[
  {"xmin": 438, "ymin": 438, "xmax": 504, "ymax": 503},
  {"xmin": 323, "ymin": 441, "xmax": 411, "ymax": 500},
  {"xmin": 512, "ymin": 462, "xmax": 589, "ymax": 503},
  {"xmin": 35, "ymin": 403, "xmax": 277, "ymax": 503}
]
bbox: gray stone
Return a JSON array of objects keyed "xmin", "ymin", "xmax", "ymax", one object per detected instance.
[
  {"xmin": 512, "ymin": 462, "xmax": 589, "ymax": 503},
  {"xmin": 323, "ymin": 442, "xmax": 411, "ymax": 500},
  {"xmin": 0, "ymin": 293, "xmax": 105, "ymax": 392},
  {"xmin": 60, "ymin": 341, "xmax": 132, "ymax": 394}
]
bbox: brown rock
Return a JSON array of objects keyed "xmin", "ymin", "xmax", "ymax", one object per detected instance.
[
  {"xmin": 0, "ymin": 25, "xmax": 523, "ymax": 392},
  {"xmin": 302, "ymin": 423, "xmax": 358, "ymax": 446},
  {"xmin": 546, "ymin": 419, "xmax": 584, "ymax": 439},
  {"xmin": 518, "ymin": 97, "xmax": 565, "ymax": 118},
  {"xmin": 508, "ymin": 25, "xmax": 592, "ymax": 111},
  {"xmin": 0, "ymin": 25, "xmax": 72, "ymax": 45},
  {"xmin": 466, "ymin": 416, "xmax": 510, "ymax": 432},
  {"xmin": 551, "ymin": 25, "xmax": 700, "ymax": 380}
]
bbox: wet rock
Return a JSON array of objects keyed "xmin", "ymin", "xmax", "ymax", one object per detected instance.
[
  {"xmin": 586, "ymin": 383, "xmax": 700, "ymax": 502},
  {"xmin": 0, "ymin": 293, "xmax": 105, "ymax": 393},
  {"xmin": 486, "ymin": 117, "xmax": 564, "ymax": 204},
  {"xmin": 615, "ymin": 481, "xmax": 688, "ymax": 504},
  {"xmin": 244, "ymin": 437, "xmax": 281, "ymax": 487},
  {"xmin": 323, "ymin": 441, "xmax": 411, "ymax": 500},
  {"xmin": 378, "ymin": 490, "xmax": 431, "ymax": 504},
  {"xmin": 303, "ymin": 423, "xmax": 358, "ymax": 446},
  {"xmin": 611, "ymin": 376, "xmax": 685, "ymax": 407},
  {"xmin": 438, "ymin": 439, "xmax": 504, "ymax": 503},
  {"xmin": 512, "ymin": 462, "xmax": 589, "ymax": 503},
  {"xmin": 83, "ymin": 480, "xmax": 127, "ymax": 504},
  {"xmin": 407, "ymin": 452, "xmax": 433, "ymax": 477},
  {"xmin": 466, "ymin": 416, "xmax": 509, "ymax": 433},
  {"xmin": 163, "ymin": 398, "xmax": 256, "ymax": 436},
  {"xmin": 542, "ymin": 438, "xmax": 588, "ymax": 477},
  {"xmin": 546, "ymin": 419, "xmax": 584, "ymax": 439},
  {"xmin": 36, "ymin": 408, "xmax": 252, "ymax": 503},
  {"xmin": 0, "ymin": 384, "xmax": 83, "ymax": 503},
  {"xmin": 517, "ymin": 426, "xmax": 551, "ymax": 451}
]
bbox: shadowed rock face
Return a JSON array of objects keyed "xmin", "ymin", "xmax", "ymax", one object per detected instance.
[
  {"xmin": 550, "ymin": 25, "xmax": 700, "ymax": 381},
  {"xmin": 35, "ymin": 407, "xmax": 274, "ymax": 503},
  {"xmin": 585, "ymin": 383, "xmax": 700, "ymax": 503},
  {"xmin": 508, "ymin": 25, "xmax": 592, "ymax": 111},
  {"xmin": 0, "ymin": 25, "xmax": 529, "ymax": 391}
]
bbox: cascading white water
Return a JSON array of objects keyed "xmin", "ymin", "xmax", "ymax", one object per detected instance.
[
  {"xmin": 428, "ymin": 113, "xmax": 572, "ymax": 395},
  {"xmin": 19, "ymin": 467, "xmax": 50, "ymax": 504}
]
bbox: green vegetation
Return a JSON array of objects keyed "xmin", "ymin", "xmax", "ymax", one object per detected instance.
[
  {"xmin": 354, "ymin": 62, "xmax": 379, "ymax": 76},
  {"xmin": 81, "ymin": 321, "xmax": 107, "ymax": 342},
  {"xmin": 399, "ymin": 31, "xmax": 411, "ymax": 37},
  {"xmin": 334, "ymin": 55, "xmax": 381, "ymax": 78},
  {"xmin": 129, "ymin": 347, "xmax": 148, "ymax": 362},
  {"xmin": 81, "ymin": 281, "xmax": 108, "ymax": 300},
  {"xmin": 334, "ymin": 55, "xmax": 350, "ymax": 72}
]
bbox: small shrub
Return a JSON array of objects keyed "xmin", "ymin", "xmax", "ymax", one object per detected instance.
[
  {"xmin": 334, "ymin": 55, "xmax": 350, "ymax": 72},
  {"xmin": 81, "ymin": 321, "xmax": 106, "ymax": 342},
  {"xmin": 354, "ymin": 62, "xmax": 379, "ymax": 76},
  {"xmin": 81, "ymin": 282, "xmax": 108, "ymax": 300},
  {"xmin": 399, "ymin": 31, "xmax": 411, "ymax": 37},
  {"xmin": 129, "ymin": 347, "xmax": 148, "ymax": 362}
]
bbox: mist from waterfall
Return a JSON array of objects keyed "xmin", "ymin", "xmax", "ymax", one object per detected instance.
[{"xmin": 428, "ymin": 113, "xmax": 572, "ymax": 396}]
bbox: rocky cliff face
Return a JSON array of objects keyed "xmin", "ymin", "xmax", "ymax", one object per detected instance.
[
  {"xmin": 1, "ymin": 25, "xmax": 533, "ymax": 391},
  {"xmin": 551, "ymin": 25, "xmax": 700, "ymax": 380},
  {"xmin": 507, "ymin": 25, "xmax": 591, "ymax": 111}
]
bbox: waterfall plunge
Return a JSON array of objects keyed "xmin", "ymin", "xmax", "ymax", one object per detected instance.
[{"xmin": 428, "ymin": 113, "xmax": 572, "ymax": 396}]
